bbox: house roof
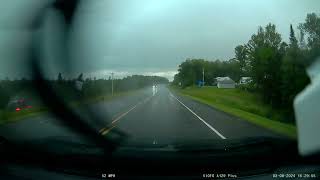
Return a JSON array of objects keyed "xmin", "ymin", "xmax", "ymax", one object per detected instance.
[{"xmin": 217, "ymin": 77, "xmax": 235, "ymax": 84}]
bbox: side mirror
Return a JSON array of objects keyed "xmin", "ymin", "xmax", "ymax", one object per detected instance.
[{"xmin": 294, "ymin": 57, "xmax": 320, "ymax": 156}]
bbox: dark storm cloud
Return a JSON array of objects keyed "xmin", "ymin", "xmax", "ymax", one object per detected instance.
[{"xmin": 1, "ymin": 0, "xmax": 320, "ymax": 80}]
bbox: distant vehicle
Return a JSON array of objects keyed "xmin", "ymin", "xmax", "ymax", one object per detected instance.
[
  {"xmin": 197, "ymin": 80, "xmax": 204, "ymax": 87},
  {"xmin": 152, "ymin": 84, "xmax": 158, "ymax": 95},
  {"xmin": 239, "ymin": 77, "xmax": 252, "ymax": 85},
  {"xmin": 7, "ymin": 97, "xmax": 32, "ymax": 112}
]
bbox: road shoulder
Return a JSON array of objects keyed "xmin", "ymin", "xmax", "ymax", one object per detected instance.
[{"xmin": 170, "ymin": 87, "xmax": 296, "ymax": 139}]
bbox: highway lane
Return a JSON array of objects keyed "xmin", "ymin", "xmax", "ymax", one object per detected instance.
[
  {"xmin": 103, "ymin": 85, "xmax": 284, "ymax": 145},
  {"xmin": 0, "ymin": 85, "xmax": 284, "ymax": 145}
]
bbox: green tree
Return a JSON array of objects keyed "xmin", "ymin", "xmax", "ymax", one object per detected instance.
[
  {"xmin": 176, "ymin": 59, "xmax": 196, "ymax": 87},
  {"xmin": 0, "ymin": 85, "xmax": 10, "ymax": 109},
  {"xmin": 235, "ymin": 45, "xmax": 248, "ymax": 74},
  {"xmin": 246, "ymin": 23, "xmax": 283, "ymax": 105},
  {"xmin": 57, "ymin": 73, "xmax": 63, "ymax": 83},
  {"xmin": 173, "ymin": 58, "xmax": 243, "ymax": 87},
  {"xmin": 281, "ymin": 24, "xmax": 310, "ymax": 110},
  {"xmin": 299, "ymin": 13, "xmax": 320, "ymax": 64},
  {"xmin": 289, "ymin": 24, "xmax": 298, "ymax": 49},
  {"xmin": 300, "ymin": 13, "xmax": 320, "ymax": 47}
]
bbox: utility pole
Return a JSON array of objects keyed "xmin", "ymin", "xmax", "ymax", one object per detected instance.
[
  {"xmin": 111, "ymin": 72, "xmax": 114, "ymax": 96},
  {"xmin": 202, "ymin": 68, "xmax": 205, "ymax": 86}
]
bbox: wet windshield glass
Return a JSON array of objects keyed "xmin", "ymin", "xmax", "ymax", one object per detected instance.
[{"xmin": 0, "ymin": 0, "xmax": 320, "ymax": 153}]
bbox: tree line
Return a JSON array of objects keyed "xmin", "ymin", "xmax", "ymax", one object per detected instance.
[
  {"xmin": 173, "ymin": 13, "xmax": 320, "ymax": 120},
  {"xmin": 0, "ymin": 74, "xmax": 169, "ymax": 109}
]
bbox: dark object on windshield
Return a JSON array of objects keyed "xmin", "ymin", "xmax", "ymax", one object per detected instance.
[{"xmin": 27, "ymin": 0, "xmax": 126, "ymax": 153}]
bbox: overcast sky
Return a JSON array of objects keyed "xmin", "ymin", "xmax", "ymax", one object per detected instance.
[{"xmin": 1, "ymin": 0, "xmax": 320, "ymax": 80}]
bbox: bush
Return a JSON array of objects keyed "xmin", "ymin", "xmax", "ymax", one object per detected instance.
[
  {"xmin": 236, "ymin": 83, "xmax": 256, "ymax": 93},
  {"xmin": 0, "ymin": 86, "xmax": 10, "ymax": 109}
]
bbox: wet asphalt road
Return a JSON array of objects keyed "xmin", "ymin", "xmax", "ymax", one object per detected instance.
[{"xmin": 0, "ymin": 85, "xmax": 284, "ymax": 145}]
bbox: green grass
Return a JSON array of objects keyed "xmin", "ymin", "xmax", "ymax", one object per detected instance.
[
  {"xmin": 171, "ymin": 86, "xmax": 297, "ymax": 139},
  {"xmin": 0, "ymin": 107, "xmax": 48, "ymax": 125}
]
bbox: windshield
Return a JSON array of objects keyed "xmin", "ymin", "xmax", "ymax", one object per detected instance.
[{"xmin": 1, "ymin": 0, "xmax": 320, "ymax": 177}]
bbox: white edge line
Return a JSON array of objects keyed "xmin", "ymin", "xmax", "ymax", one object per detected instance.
[{"xmin": 169, "ymin": 92, "xmax": 227, "ymax": 139}]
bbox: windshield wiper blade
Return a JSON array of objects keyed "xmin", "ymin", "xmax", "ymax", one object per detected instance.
[{"xmin": 27, "ymin": 0, "xmax": 127, "ymax": 153}]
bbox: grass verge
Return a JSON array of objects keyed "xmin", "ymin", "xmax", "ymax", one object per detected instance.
[
  {"xmin": 171, "ymin": 86, "xmax": 297, "ymax": 139},
  {"xmin": 0, "ymin": 89, "xmax": 142, "ymax": 125},
  {"xmin": 0, "ymin": 108, "xmax": 48, "ymax": 125}
]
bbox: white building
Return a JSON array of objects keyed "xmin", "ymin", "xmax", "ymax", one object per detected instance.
[{"xmin": 216, "ymin": 77, "xmax": 236, "ymax": 88}]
